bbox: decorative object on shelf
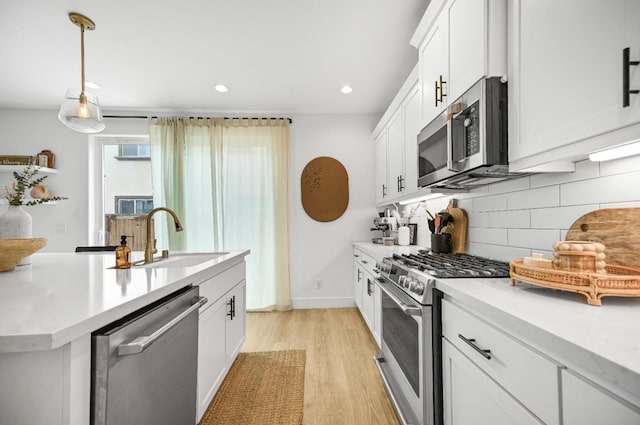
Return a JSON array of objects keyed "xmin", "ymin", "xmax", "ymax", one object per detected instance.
[
  {"xmin": 3, "ymin": 162, "xmax": 67, "ymax": 206},
  {"xmin": 0, "ymin": 155, "xmax": 33, "ymax": 166},
  {"xmin": 300, "ymin": 156, "xmax": 349, "ymax": 222},
  {"xmin": 29, "ymin": 184, "xmax": 51, "ymax": 199},
  {"xmin": 35, "ymin": 150, "xmax": 56, "ymax": 168},
  {"xmin": 1, "ymin": 163, "xmax": 67, "ymax": 265},
  {"xmin": 0, "ymin": 238, "xmax": 47, "ymax": 272},
  {"xmin": 58, "ymin": 12, "xmax": 105, "ymax": 134}
]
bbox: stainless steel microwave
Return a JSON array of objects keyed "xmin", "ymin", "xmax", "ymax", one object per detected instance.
[{"xmin": 418, "ymin": 77, "xmax": 521, "ymax": 190}]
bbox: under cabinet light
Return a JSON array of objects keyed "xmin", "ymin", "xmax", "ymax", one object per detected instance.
[
  {"xmin": 588, "ymin": 140, "xmax": 640, "ymax": 162},
  {"xmin": 398, "ymin": 193, "xmax": 446, "ymax": 205},
  {"xmin": 340, "ymin": 85, "xmax": 353, "ymax": 94}
]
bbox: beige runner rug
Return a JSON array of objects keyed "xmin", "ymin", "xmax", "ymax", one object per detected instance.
[{"xmin": 199, "ymin": 349, "xmax": 305, "ymax": 425}]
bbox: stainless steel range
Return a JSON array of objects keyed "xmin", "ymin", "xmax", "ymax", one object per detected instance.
[{"xmin": 373, "ymin": 250, "xmax": 510, "ymax": 425}]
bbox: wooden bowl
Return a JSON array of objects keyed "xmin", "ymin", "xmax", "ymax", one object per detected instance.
[{"xmin": 0, "ymin": 238, "xmax": 47, "ymax": 272}]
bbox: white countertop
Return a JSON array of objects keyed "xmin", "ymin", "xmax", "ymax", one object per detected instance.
[
  {"xmin": 0, "ymin": 250, "xmax": 249, "ymax": 353},
  {"xmin": 353, "ymin": 241, "xmax": 640, "ymax": 405}
]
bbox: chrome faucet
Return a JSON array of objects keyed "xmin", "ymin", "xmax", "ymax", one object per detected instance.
[{"xmin": 144, "ymin": 207, "xmax": 184, "ymax": 264}]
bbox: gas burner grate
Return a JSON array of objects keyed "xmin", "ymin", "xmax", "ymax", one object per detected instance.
[{"xmin": 391, "ymin": 251, "xmax": 511, "ymax": 278}]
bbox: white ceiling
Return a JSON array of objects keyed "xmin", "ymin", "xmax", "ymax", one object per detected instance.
[{"xmin": 0, "ymin": 0, "xmax": 427, "ymax": 118}]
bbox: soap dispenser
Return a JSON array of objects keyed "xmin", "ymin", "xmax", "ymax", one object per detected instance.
[{"xmin": 115, "ymin": 235, "xmax": 131, "ymax": 269}]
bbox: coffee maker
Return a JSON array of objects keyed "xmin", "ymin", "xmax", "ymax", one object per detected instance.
[{"xmin": 370, "ymin": 213, "xmax": 397, "ymax": 244}]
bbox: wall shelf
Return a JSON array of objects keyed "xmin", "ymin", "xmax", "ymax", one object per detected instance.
[{"xmin": 0, "ymin": 165, "xmax": 59, "ymax": 174}]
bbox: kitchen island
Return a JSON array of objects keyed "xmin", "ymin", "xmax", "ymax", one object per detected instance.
[
  {"xmin": 354, "ymin": 241, "xmax": 640, "ymax": 423},
  {"xmin": 0, "ymin": 250, "xmax": 249, "ymax": 425}
]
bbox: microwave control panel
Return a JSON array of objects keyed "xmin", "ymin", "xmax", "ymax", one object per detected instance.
[{"xmin": 463, "ymin": 101, "xmax": 480, "ymax": 156}]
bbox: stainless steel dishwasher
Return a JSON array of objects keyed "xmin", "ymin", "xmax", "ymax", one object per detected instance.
[{"xmin": 91, "ymin": 286, "xmax": 207, "ymax": 425}]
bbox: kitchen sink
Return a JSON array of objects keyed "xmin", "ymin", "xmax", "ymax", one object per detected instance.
[{"xmin": 134, "ymin": 252, "xmax": 229, "ymax": 268}]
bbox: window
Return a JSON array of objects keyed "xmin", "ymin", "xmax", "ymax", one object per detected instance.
[
  {"xmin": 115, "ymin": 196, "xmax": 154, "ymax": 215},
  {"xmin": 116, "ymin": 144, "xmax": 151, "ymax": 160}
]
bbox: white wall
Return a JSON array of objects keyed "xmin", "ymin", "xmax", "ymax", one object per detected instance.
[
  {"xmin": 396, "ymin": 156, "xmax": 640, "ymax": 262},
  {"xmin": 289, "ymin": 114, "xmax": 379, "ymax": 308}
]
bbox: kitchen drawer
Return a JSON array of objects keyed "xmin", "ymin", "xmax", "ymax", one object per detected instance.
[
  {"xmin": 353, "ymin": 248, "xmax": 377, "ymax": 275},
  {"xmin": 196, "ymin": 262, "xmax": 246, "ymax": 308},
  {"xmin": 442, "ymin": 299, "xmax": 560, "ymax": 425}
]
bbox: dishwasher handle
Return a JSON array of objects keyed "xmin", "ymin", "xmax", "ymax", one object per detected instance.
[{"xmin": 117, "ymin": 296, "xmax": 208, "ymax": 356}]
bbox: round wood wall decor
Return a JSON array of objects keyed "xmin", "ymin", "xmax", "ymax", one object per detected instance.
[{"xmin": 301, "ymin": 156, "xmax": 349, "ymax": 222}]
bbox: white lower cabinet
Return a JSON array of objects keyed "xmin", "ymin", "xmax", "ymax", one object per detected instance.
[
  {"xmin": 562, "ymin": 369, "xmax": 640, "ymax": 425},
  {"xmin": 442, "ymin": 298, "xmax": 560, "ymax": 425},
  {"xmin": 196, "ymin": 263, "xmax": 247, "ymax": 421},
  {"xmin": 353, "ymin": 247, "xmax": 381, "ymax": 347},
  {"xmin": 442, "ymin": 339, "xmax": 543, "ymax": 425}
]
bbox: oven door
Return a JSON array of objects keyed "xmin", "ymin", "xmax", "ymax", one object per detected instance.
[{"xmin": 374, "ymin": 278, "xmax": 434, "ymax": 425}]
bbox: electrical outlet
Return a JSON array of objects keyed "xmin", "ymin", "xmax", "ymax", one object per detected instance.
[
  {"xmin": 314, "ymin": 279, "xmax": 322, "ymax": 289},
  {"xmin": 56, "ymin": 224, "xmax": 67, "ymax": 233}
]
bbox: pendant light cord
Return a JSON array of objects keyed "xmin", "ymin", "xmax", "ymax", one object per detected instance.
[{"xmin": 80, "ymin": 23, "xmax": 85, "ymax": 95}]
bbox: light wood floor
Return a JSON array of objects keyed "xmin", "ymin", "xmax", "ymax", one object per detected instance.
[{"xmin": 242, "ymin": 308, "xmax": 400, "ymax": 425}]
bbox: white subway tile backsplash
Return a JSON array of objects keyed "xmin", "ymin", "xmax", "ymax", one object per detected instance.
[
  {"xmin": 468, "ymin": 228, "xmax": 507, "ymax": 245},
  {"xmin": 560, "ymin": 171, "xmax": 640, "ymax": 206},
  {"xmin": 488, "ymin": 210, "xmax": 530, "ymax": 228},
  {"xmin": 508, "ymin": 229, "xmax": 561, "ymax": 250},
  {"xmin": 473, "ymin": 194, "xmax": 508, "ymax": 212},
  {"xmin": 530, "ymin": 205, "xmax": 598, "ymax": 229},
  {"xmin": 417, "ymin": 156, "xmax": 640, "ymax": 259},
  {"xmin": 467, "ymin": 211, "xmax": 489, "ymax": 228},
  {"xmin": 488, "ymin": 176, "xmax": 530, "ymax": 194},
  {"xmin": 489, "ymin": 245, "xmax": 532, "ymax": 262},
  {"xmin": 507, "ymin": 185, "xmax": 559, "ymax": 210},
  {"xmin": 599, "ymin": 154, "xmax": 640, "ymax": 177},
  {"xmin": 530, "ymin": 159, "xmax": 599, "ymax": 188},
  {"xmin": 599, "ymin": 201, "xmax": 640, "ymax": 209}
]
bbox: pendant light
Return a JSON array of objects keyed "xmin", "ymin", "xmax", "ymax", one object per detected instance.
[{"xmin": 58, "ymin": 12, "xmax": 105, "ymax": 133}]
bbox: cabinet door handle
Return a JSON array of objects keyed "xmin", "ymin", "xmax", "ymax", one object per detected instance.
[
  {"xmin": 367, "ymin": 278, "xmax": 373, "ymax": 296},
  {"xmin": 399, "ymin": 175, "xmax": 405, "ymax": 191},
  {"xmin": 458, "ymin": 334, "xmax": 492, "ymax": 360},
  {"xmin": 227, "ymin": 295, "xmax": 236, "ymax": 320},
  {"xmin": 438, "ymin": 75, "xmax": 447, "ymax": 104},
  {"xmin": 623, "ymin": 47, "xmax": 639, "ymax": 107},
  {"xmin": 434, "ymin": 79, "xmax": 440, "ymax": 107},
  {"xmin": 357, "ymin": 268, "xmax": 362, "ymax": 282}
]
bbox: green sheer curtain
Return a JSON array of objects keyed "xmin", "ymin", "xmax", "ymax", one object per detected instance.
[{"xmin": 149, "ymin": 117, "xmax": 291, "ymax": 311}]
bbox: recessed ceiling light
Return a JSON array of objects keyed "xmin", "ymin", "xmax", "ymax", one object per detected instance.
[
  {"xmin": 85, "ymin": 81, "xmax": 101, "ymax": 89},
  {"xmin": 215, "ymin": 84, "xmax": 228, "ymax": 93},
  {"xmin": 340, "ymin": 85, "xmax": 353, "ymax": 94}
]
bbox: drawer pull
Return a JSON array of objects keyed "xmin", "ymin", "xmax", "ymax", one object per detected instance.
[{"xmin": 458, "ymin": 334, "xmax": 492, "ymax": 360}]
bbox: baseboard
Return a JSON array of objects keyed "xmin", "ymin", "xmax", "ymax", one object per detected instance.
[{"xmin": 291, "ymin": 297, "xmax": 356, "ymax": 309}]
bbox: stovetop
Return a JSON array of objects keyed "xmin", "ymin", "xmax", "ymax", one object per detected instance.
[
  {"xmin": 391, "ymin": 250, "xmax": 511, "ymax": 278},
  {"xmin": 376, "ymin": 251, "xmax": 511, "ymax": 305}
]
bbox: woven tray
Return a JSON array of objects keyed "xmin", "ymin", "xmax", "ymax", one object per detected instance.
[{"xmin": 510, "ymin": 259, "xmax": 640, "ymax": 306}]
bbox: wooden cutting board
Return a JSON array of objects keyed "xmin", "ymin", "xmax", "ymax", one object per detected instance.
[
  {"xmin": 444, "ymin": 199, "xmax": 468, "ymax": 254},
  {"xmin": 564, "ymin": 207, "xmax": 640, "ymax": 269}
]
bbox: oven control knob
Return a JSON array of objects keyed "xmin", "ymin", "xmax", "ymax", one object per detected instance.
[
  {"xmin": 413, "ymin": 282, "xmax": 425, "ymax": 295},
  {"xmin": 406, "ymin": 277, "xmax": 416, "ymax": 289},
  {"xmin": 398, "ymin": 276, "xmax": 407, "ymax": 286}
]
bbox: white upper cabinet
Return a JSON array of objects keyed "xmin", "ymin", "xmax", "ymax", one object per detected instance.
[
  {"xmin": 387, "ymin": 107, "xmax": 405, "ymax": 199},
  {"xmin": 374, "ymin": 131, "xmax": 388, "ymax": 204},
  {"xmin": 419, "ymin": 11, "xmax": 449, "ymax": 126},
  {"xmin": 508, "ymin": 0, "xmax": 640, "ymax": 171},
  {"xmin": 373, "ymin": 66, "xmax": 421, "ymax": 206},
  {"xmin": 413, "ymin": 0, "xmax": 507, "ymax": 129}
]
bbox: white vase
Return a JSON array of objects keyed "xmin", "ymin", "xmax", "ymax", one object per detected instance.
[{"xmin": 0, "ymin": 205, "xmax": 33, "ymax": 265}]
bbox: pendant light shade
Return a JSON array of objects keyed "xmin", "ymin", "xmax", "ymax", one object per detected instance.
[{"xmin": 58, "ymin": 13, "xmax": 105, "ymax": 134}]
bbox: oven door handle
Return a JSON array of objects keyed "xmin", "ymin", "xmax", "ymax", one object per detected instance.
[{"xmin": 375, "ymin": 279, "xmax": 422, "ymax": 317}]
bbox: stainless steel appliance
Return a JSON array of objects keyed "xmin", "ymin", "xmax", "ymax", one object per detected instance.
[
  {"xmin": 418, "ymin": 77, "xmax": 524, "ymax": 190},
  {"xmin": 91, "ymin": 286, "xmax": 207, "ymax": 425},
  {"xmin": 371, "ymin": 216, "xmax": 398, "ymax": 244},
  {"xmin": 374, "ymin": 251, "xmax": 510, "ymax": 425}
]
